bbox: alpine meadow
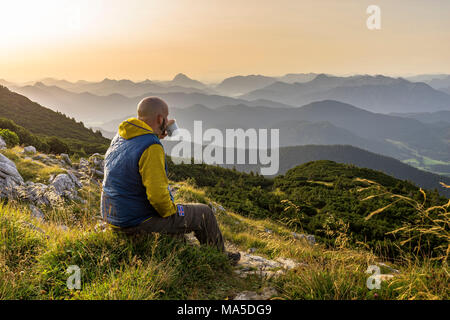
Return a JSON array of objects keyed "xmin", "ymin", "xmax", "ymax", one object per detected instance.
[{"xmin": 1, "ymin": 0, "xmax": 449, "ymax": 306}]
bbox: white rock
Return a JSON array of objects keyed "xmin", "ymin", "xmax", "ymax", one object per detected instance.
[
  {"xmin": 292, "ymin": 232, "xmax": 316, "ymax": 245},
  {"xmin": 0, "ymin": 153, "xmax": 16, "ymax": 168},
  {"xmin": 50, "ymin": 173, "xmax": 78, "ymax": 199},
  {"xmin": 275, "ymin": 257, "xmax": 302, "ymax": 270},
  {"xmin": 377, "ymin": 262, "xmax": 400, "ymax": 274},
  {"xmin": 23, "ymin": 146, "xmax": 37, "ymax": 154},
  {"xmin": 67, "ymin": 170, "xmax": 83, "ymax": 188},
  {"xmin": 89, "ymin": 154, "xmax": 104, "ymax": 169},
  {"xmin": 60, "ymin": 153, "xmax": 72, "ymax": 166},
  {"xmin": 0, "ymin": 136, "xmax": 6, "ymax": 149},
  {"xmin": 0, "ymin": 153, "xmax": 24, "ymax": 185}
]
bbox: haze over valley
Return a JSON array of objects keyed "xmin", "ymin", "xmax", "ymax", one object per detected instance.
[{"xmin": 2, "ymin": 72, "xmax": 450, "ymax": 180}]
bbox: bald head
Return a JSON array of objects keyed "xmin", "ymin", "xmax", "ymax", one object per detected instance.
[
  {"xmin": 137, "ymin": 96, "xmax": 168, "ymax": 121},
  {"xmin": 137, "ymin": 96, "xmax": 169, "ymax": 136}
]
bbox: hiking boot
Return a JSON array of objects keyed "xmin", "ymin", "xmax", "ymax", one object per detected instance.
[{"xmin": 226, "ymin": 251, "xmax": 241, "ymax": 266}]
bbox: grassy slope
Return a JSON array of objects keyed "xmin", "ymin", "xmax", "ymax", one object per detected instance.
[
  {"xmin": 1, "ymin": 175, "xmax": 448, "ymax": 300},
  {"xmin": 169, "ymin": 159, "xmax": 448, "ymax": 258},
  {"xmin": 0, "ymin": 86, "xmax": 109, "ymax": 146}
]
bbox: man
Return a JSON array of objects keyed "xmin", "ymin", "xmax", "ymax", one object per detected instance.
[{"xmin": 101, "ymin": 96, "xmax": 240, "ymax": 264}]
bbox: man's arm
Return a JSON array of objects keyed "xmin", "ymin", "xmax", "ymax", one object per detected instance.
[{"xmin": 139, "ymin": 144, "xmax": 177, "ymax": 218}]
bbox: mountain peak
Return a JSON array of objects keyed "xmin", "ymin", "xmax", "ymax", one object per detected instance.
[
  {"xmin": 314, "ymin": 73, "xmax": 331, "ymax": 80},
  {"xmin": 173, "ymin": 73, "xmax": 191, "ymax": 81}
]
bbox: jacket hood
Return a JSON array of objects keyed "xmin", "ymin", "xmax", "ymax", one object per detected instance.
[{"xmin": 118, "ymin": 118, "xmax": 156, "ymax": 140}]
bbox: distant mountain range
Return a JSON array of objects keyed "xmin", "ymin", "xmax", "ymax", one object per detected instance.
[
  {"xmin": 241, "ymin": 74, "xmax": 450, "ymax": 113},
  {"xmin": 168, "ymin": 100, "xmax": 449, "ymax": 164},
  {"xmin": 3, "ymin": 72, "xmax": 450, "ymax": 177},
  {"xmin": 390, "ymin": 111, "xmax": 450, "ymax": 124},
  {"xmin": 406, "ymin": 74, "xmax": 450, "ymax": 83},
  {"xmin": 4, "ymin": 73, "xmax": 322, "ymax": 99},
  {"xmin": 8, "ymin": 74, "xmax": 216, "ymax": 97},
  {"xmin": 214, "ymin": 73, "xmax": 320, "ymax": 96},
  {"xmin": 161, "ymin": 141, "xmax": 450, "ymax": 197},
  {"xmin": 102, "ymin": 100, "xmax": 450, "ymax": 176},
  {"xmin": 2, "ymin": 81, "xmax": 449, "ymax": 196},
  {"xmin": 6, "ymin": 82, "xmax": 295, "ymax": 123},
  {"xmin": 439, "ymin": 86, "xmax": 450, "ymax": 95}
]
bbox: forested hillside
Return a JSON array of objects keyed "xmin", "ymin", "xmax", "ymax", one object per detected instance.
[
  {"xmin": 168, "ymin": 158, "xmax": 448, "ymax": 258},
  {"xmin": 0, "ymin": 86, "xmax": 110, "ymax": 155}
]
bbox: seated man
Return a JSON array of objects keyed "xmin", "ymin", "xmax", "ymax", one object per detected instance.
[{"xmin": 101, "ymin": 96, "xmax": 240, "ymax": 264}]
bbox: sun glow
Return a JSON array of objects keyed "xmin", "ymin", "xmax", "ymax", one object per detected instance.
[
  {"xmin": 0, "ymin": 0, "xmax": 98, "ymax": 48},
  {"xmin": 0, "ymin": 0, "xmax": 449, "ymax": 82}
]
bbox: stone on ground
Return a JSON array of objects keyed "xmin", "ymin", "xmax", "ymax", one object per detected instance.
[{"xmin": 23, "ymin": 146, "xmax": 37, "ymax": 154}]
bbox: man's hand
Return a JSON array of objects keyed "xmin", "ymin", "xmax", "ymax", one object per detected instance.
[{"xmin": 159, "ymin": 119, "xmax": 175, "ymax": 139}]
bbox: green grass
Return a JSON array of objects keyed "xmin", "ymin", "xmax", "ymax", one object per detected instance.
[
  {"xmin": 0, "ymin": 178, "xmax": 448, "ymax": 300},
  {"xmin": 0, "ymin": 197, "xmax": 255, "ymax": 300}
]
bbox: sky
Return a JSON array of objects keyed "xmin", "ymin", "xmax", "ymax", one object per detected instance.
[{"xmin": 0, "ymin": 0, "xmax": 449, "ymax": 83}]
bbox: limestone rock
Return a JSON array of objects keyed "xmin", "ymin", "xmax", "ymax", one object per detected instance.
[
  {"xmin": 233, "ymin": 251, "xmax": 303, "ymax": 279},
  {"xmin": 14, "ymin": 172, "xmax": 82, "ymax": 207},
  {"xmin": 23, "ymin": 146, "xmax": 37, "ymax": 154},
  {"xmin": 67, "ymin": 170, "xmax": 83, "ymax": 189},
  {"xmin": 292, "ymin": 232, "xmax": 316, "ymax": 245},
  {"xmin": 377, "ymin": 262, "xmax": 400, "ymax": 274},
  {"xmin": 50, "ymin": 173, "xmax": 80, "ymax": 200},
  {"xmin": 89, "ymin": 153, "xmax": 104, "ymax": 170},
  {"xmin": 60, "ymin": 153, "xmax": 72, "ymax": 166},
  {"xmin": 0, "ymin": 153, "xmax": 24, "ymax": 198},
  {"xmin": 0, "ymin": 136, "xmax": 6, "ymax": 149}
]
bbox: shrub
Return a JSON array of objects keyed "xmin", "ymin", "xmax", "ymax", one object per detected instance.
[
  {"xmin": 46, "ymin": 137, "xmax": 70, "ymax": 154},
  {"xmin": 0, "ymin": 129, "xmax": 19, "ymax": 147},
  {"xmin": 0, "ymin": 118, "xmax": 48, "ymax": 151}
]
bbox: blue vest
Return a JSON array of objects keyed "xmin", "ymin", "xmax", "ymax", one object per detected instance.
[{"xmin": 101, "ymin": 132, "xmax": 169, "ymax": 227}]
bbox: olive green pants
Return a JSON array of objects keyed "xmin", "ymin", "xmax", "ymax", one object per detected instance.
[{"xmin": 117, "ymin": 203, "xmax": 225, "ymax": 252}]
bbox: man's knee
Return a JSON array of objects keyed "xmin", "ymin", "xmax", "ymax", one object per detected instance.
[
  {"xmin": 185, "ymin": 203, "xmax": 215, "ymax": 223},
  {"xmin": 199, "ymin": 204, "xmax": 216, "ymax": 219}
]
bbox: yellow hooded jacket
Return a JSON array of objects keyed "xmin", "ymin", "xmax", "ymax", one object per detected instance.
[{"xmin": 117, "ymin": 118, "xmax": 177, "ymax": 219}]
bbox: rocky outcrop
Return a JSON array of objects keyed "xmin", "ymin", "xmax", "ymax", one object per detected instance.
[
  {"xmin": 60, "ymin": 153, "xmax": 72, "ymax": 166},
  {"xmin": 89, "ymin": 153, "xmax": 104, "ymax": 169},
  {"xmin": 0, "ymin": 136, "xmax": 6, "ymax": 149},
  {"xmin": 14, "ymin": 172, "xmax": 83, "ymax": 207},
  {"xmin": 0, "ymin": 151, "xmax": 85, "ymax": 209},
  {"xmin": 73, "ymin": 154, "xmax": 105, "ymax": 186},
  {"xmin": 0, "ymin": 153, "xmax": 24, "ymax": 198},
  {"xmin": 233, "ymin": 251, "xmax": 303, "ymax": 279},
  {"xmin": 50, "ymin": 173, "xmax": 82, "ymax": 198}
]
